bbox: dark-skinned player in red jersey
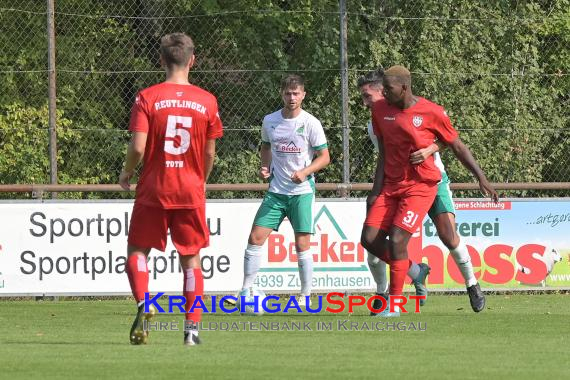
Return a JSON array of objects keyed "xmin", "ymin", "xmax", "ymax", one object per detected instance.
[
  {"xmin": 119, "ymin": 33, "xmax": 223, "ymax": 344},
  {"xmin": 361, "ymin": 65, "xmax": 498, "ymax": 317}
]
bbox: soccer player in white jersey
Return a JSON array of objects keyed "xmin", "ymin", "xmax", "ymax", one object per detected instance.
[
  {"xmin": 358, "ymin": 69, "xmax": 486, "ymax": 312},
  {"xmin": 239, "ymin": 74, "xmax": 330, "ymax": 306}
]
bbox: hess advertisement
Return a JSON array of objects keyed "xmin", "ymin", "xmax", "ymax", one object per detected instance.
[{"xmin": 0, "ymin": 200, "xmax": 568, "ymax": 295}]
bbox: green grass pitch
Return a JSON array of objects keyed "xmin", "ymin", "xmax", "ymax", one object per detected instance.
[{"xmin": 0, "ymin": 294, "xmax": 568, "ymax": 379}]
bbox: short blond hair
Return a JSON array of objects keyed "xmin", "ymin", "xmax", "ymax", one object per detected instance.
[{"xmin": 384, "ymin": 65, "xmax": 411, "ymax": 86}]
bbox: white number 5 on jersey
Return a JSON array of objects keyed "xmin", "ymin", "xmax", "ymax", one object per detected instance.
[{"xmin": 164, "ymin": 115, "xmax": 192, "ymax": 155}]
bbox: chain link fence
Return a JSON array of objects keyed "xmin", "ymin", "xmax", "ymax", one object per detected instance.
[{"xmin": 0, "ymin": 0, "xmax": 568, "ymax": 199}]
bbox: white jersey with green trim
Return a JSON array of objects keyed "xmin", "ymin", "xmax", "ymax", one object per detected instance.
[
  {"xmin": 367, "ymin": 120, "xmax": 446, "ymax": 175},
  {"xmin": 262, "ymin": 109, "xmax": 327, "ymax": 195}
]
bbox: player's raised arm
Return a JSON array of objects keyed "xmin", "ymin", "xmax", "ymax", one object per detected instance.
[{"xmin": 448, "ymin": 137, "xmax": 498, "ymax": 202}]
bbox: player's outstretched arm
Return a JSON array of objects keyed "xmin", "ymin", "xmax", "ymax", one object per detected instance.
[
  {"xmin": 258, "ymin": 143, "xmax": 272, "ymax": 180},
  {"xmin": 448, "ymin": 138, "xmax": 499, "ymax": 202},
  {"xmin": 291, "ymin": 148, "xmax": 330, "ymax": 184},
  {"xmin": 119, "ymin": 131, "xmax": 147, "ymax": 190}
]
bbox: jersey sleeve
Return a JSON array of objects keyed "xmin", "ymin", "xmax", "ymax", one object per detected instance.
[
  {"xmin": 432, "ymin": 107, "xmax": 458, "ymax": 145},
  {"xmin": 370, "ymin": 104, "xmax": 383, "ymax": 140},
  {"xmin": 367, "ymin": 120, "xmax": 379, "ymax": 152},
  {"xmin": 206, "ymin": 98, "xmax": 223, "ymax": 139},
  {"xmin": 309, "ymin": 119, "xmax": 327, "ymax": 150},
  {"xmin": 128, "ymin": 92, "xmax": 150, "ymax": 133},
  {"xmin": 261, "ymin": 117, "xmax": 270, "ymax": 144}
]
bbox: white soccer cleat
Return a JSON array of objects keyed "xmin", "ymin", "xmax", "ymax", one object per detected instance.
[
  {"xmin": 237, "ymin": 287, "xmax": 266, "ymax": 316},
  {"xmin": 297, "ymin": 294, "xmax": 312, "ymax": 309}
]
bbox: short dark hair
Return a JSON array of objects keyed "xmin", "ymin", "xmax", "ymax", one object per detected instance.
[
  {"xmin": 357, "ymin": 68, "xmax": 384, "ymax": 89},
  {"xmin": 281, "ymin": 74, "xmax": 305, "ymax": 91},
  {"xmin": 160, "ymin": 33, "xmax": 195, "ymax": 69}
]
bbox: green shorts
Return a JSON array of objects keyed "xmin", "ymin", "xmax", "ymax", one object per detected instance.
[
  {"xmin": 428, "ymin": 172, "xmax": 456, "ymax": 219},
  {"xmin": 253, "ymin": 191, "xmax": 315, "ymax": 234}
]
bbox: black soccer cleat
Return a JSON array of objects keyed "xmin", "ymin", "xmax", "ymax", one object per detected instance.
[
  {"xmin": 184, "ymin": 331, "xmax": 202, "ymax": 346},
  {"xmin": 467, "ymin": 283, "xmax": 486, "ymax": 313},
  {"xmin": 370, "ymin": 293, "xmax": 388, "ymax": 316},
  {"xmin": 184, "ymin": 321, "xmax": 202, "ymax": 346}
]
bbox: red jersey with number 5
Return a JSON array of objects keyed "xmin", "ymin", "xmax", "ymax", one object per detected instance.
[
  {"xmin": 129, "ymin": 82, "xmax": 223, "ymax": 209},
  {"xmin": 371, "ymin": 97, "xmax": 458, "ymax": 186}
]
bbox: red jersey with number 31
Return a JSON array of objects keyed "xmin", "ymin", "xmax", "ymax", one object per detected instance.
[
  {"xmin": 371, "ymin": 97, "xmax": 458, "ymax": 186},
  {"xmin": 129, "ymin": 82, "xmax": 223, "ymax": 209}
]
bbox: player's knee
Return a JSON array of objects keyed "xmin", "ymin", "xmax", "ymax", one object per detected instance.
[
  {"xmin": 248, "ymin": 232, "xmax": 265, "ymax": 246},
  {"xmin": 248, "ymin": 236, "xmax": 261, "ymax": 246},
  {"xmin": 360, "ymin": 233, "xmax": 374, "ymax": 252},
  {"xmin": 388, "ymin": 230, "xmax": 410, "ymax": 258},
  {"xmin": 294, "ymin": 233, "xmax": 312, "ymax": 253},
  {"xmin": 439, "ymin": 230, "xmax": 460, "ymax": 250},
  {"xmin": 127, "ymin": 245, "xmax": 150, "ymax": 257},
  {"xmin": 389, "ymin": 231, "xmax": 407, "ymax": 249},
  {"xmin": 179, "ymin": 253, "xmax": 200, "ymax": 270},
  {"xmin": 367, "ymin": 252, "xmax": 381, "ymax": 266}
]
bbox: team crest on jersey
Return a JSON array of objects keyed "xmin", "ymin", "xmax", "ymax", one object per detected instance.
[
  {"xmin": 412, "ymin": 115, "xmax": 423, "ymax": 127},
  {"xmin": 296, "ymin": 126, "xmax": 305, "ymax": 135}
]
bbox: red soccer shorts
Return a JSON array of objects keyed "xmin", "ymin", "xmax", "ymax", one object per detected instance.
[
  {"xmin": 364, "ymin": 182, "xmax": 437, "ymax": 233},
  {"xmin": 128, "ymin": 202, "xmax": 209, "ymax": 255}
]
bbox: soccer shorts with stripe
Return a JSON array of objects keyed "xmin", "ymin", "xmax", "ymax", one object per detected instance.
[{"xmin": 253, "ymin": 191, "xmax": 315, "ymax": 234}]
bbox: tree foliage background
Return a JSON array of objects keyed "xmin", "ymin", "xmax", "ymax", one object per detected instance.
[{"xmin": 0, "ymin": 0, "xmax": 568, "ymax": 198}]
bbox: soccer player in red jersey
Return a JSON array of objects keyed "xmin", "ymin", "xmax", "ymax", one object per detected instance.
[
  {"xmin": 361, "ymin": 65, "xmax": 497, "ymax": 317},
  {"xmin": 119, "ymin": 33, "xmax": 223, "ymax": 345},
  {"xmin": 359, "ymin": 69, "xmax": 492, "ymax": 312}
]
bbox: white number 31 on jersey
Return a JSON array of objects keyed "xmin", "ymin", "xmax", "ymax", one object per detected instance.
[{"xmin": 402, "ymin": 211, "xmax": 418, "ymax": 227}]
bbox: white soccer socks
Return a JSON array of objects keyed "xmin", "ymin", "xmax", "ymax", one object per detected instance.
[
  {"xmin": 367, "ymin": 252, "xmax": 388, "ymax": 294},
  {"xmin": 450, "ymin": 240, "xmax": 477, "ymax": 287},
  {"xmin": 407, "ymin": 261, "xmax": 421, "ymax": 281},
  {"xmin": 242, "ymin": 245, "xmax": 313, "ymax": 297},
  {"xmin": 297, "ymin": 249, "xmax": 313, "ymax": 296},
  {"xmin": 242, "ymin": 244, "xmax": 263, "ymax": 290}
]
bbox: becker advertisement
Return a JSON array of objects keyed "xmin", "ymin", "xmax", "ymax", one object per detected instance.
[{"xmin": 0, "ymin": 200, "xmax": 568, "ymax": 295}]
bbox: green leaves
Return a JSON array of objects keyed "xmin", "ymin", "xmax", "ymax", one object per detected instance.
[{"xmin": 0, "ymin": 0, "xmax": 567, "ymax": 198}]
